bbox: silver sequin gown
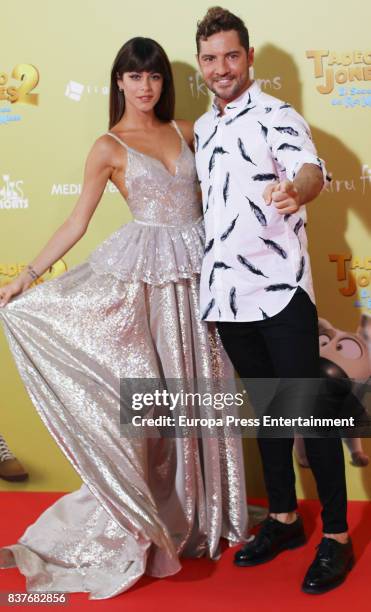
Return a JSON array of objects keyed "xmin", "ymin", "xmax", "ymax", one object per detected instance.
[{"xmin": 0, "ymin": 122, "xmax": 248, "ymax": 599}]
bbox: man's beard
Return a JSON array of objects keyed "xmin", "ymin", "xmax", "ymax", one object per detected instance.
[{"xmin": 209, "ymin": 75, "xmax": 248, "ymax": 101}]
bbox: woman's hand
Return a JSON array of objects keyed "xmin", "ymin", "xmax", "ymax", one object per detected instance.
[{"xmin": 0, "ymin": 275, "xmax": 31, "ymax": 308}]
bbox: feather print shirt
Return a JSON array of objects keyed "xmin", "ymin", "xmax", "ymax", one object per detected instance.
[{"xmin": 194, "ymin": 81, "xmax": 328, "ymax": 322}]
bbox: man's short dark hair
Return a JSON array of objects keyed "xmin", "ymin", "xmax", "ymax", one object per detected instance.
[{"xmin": 196, "ymin": 6, "xmax": 250, "ymax": 55}]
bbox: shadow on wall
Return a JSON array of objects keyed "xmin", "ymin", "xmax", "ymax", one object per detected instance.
[
  {"xmin": 172, "ymin": 61, "xmax": 210, "ymax": 122},
  {"xmin": 255, "ymin": 44, "xmax": 369, "ymax": 332}
]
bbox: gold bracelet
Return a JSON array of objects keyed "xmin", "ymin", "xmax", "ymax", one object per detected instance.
[{"xmin": 26, "ymin": 264, "xmax": 40, "ymax": 280}]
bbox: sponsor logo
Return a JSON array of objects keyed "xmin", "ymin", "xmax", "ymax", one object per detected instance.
[
  {"xmin": 323, "ymin": 164, "xmax": 371, "ymax": 194},
  {"xmin": 188, "ymin": 71, "xmax": 281, "ymax": 98},
  {"xmin": 51, "ymin": 182, "xmax": 118, "ymax": 196},
  {"xmin": 255, "ymin": 77, "xmax": 282, "ymax": 90},
  {"xmin": 0, "ymin": 175, "xmax": 28, "ymax": 209},
  {"xmin": 65, "ymin": 81, "xmax": 109, "ymax": 102},
  {"xmin": 65, "ymin": 80, "xmax": 84, "ymax": 102},
  {"xmin": 329, "ymin": 254, "xmax": 371, "ymax": 310},
  {"xmin": 306, "ymin": 50, "xmax": 371, "ymax": 108}
]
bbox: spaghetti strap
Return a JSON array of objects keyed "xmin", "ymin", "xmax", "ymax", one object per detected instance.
[
  {"xmin": 171, "ymin": 120, "xmax": 184, "ymax": 141},
  {"xmin": 106, "ymin": 131, "xmax": 129, "ymax": 149}
]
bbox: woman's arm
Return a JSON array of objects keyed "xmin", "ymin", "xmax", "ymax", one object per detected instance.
[{"xmin": 0, "ymin": 137, "xmax": 114, "ymax": 306}]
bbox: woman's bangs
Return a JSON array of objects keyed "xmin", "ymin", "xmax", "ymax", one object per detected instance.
[{"xmin": 125, "ymin": 50, "xmax": 167, "ymax": 78}]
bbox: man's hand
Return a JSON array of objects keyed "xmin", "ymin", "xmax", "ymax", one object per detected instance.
[{"xmin": 263, "ymin": 180, "xmax": 301, "ymax": 215}]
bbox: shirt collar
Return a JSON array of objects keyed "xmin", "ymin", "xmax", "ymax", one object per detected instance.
[{"xmin": 212, "ymin": 80, "xmax": 262, "ymax": 119}]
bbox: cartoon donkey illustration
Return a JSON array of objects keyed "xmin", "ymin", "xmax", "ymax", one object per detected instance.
[{"xmin": 294, "ymin": 314, "xmax": 371, "ymax": 467}]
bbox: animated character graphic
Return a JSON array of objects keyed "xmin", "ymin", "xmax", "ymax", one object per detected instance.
[{"xmin": 294, "ymin": 315, "xmax": 370, "ymax": 467}]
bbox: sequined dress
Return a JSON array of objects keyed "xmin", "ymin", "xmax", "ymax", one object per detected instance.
[{"xmin": 0, "ymin": 122, "xmax": 248, "ymax": 599}]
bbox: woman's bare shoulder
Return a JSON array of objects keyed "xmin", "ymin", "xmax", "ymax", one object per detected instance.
[{"xmin": 88, "ymin": 133, "xmax": 127, "ymax": 166}]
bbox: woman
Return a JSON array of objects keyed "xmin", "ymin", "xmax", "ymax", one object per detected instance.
[{"xmin": 0, "ymin": 38, "xmax": 248, "ymax": 599}]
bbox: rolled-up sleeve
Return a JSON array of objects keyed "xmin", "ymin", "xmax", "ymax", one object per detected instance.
[{"xmin": 267, "ymin": 105, "xmax": 330, "ymax": 188}]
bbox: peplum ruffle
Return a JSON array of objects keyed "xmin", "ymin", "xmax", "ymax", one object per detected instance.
[{"xmin": 88, "ymin": 218, "xmax": 205, "ymax": 285}]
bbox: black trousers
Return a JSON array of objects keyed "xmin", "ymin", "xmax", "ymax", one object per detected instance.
[{"xmin": 217, "ymin": 288, "xmax": 348, "ymax": 533}]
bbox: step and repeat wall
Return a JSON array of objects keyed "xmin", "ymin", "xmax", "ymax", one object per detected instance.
[{"xmin": 0, "ymin": 0, "xmax": 370, "ymax": 499}]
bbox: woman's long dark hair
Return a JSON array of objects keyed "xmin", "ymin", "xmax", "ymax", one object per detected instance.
[{"xmin": 109, "ymin": 37, "xmax": 175, "ymax": 129}]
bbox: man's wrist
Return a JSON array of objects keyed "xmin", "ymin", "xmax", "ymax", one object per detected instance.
[{"xmin": 292, "ymin": 181, "xmax": 303, "ymax": 208}]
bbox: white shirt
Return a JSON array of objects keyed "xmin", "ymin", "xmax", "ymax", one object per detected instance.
[{"xmin": 194, "ymin": 81, "xmax": 328, "ymax": 322}]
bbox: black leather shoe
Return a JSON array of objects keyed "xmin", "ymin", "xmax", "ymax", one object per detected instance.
[
  {"xmin": 302, "ymin": 537, "xmax": 355, "ymax": 594},
  {"xmin": 234, "ymin": 515, "xmax": 306, "ymax": 567}
]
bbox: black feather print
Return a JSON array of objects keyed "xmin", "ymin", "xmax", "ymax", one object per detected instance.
[
  {"xmin": 201, "ymin": 298, "xmax": 215, "ymax": 320},
  {"xmin": 259, "ymin": 307, "xmax": 269, "ymax": 319},
  {"xmin": 202, "ymin": 125, "xmax": 218, "ymax": 149},
  {"xmin": 293, "ymin": 218, "xmax": 304, "ymax": 235},
  {"xmin": 277, "ymin": 143, "xmax": 302, "ymax": 152},
  {"xmin": 273, "ymin": 126, "xmax": 299, "ymax": 137},
  {"xmin": 214, "ymin": 261, "xmax": 231, "ymax": 270},
  {"xmin": 221, "ymin": 215, "xmax": 239, "ymax": 241},
  {"xmin": 293, "ymin": 217, "xmax": 303, "ymax": 250},
  {"xmin": 209, "ymin": 261, "xmax": 232, "ymax": 290},
  {"xmin": 204, "ymin": 184, "xmax": 212, "ymax": 213},
  {"xmin": 252, "ymin": 173, "xmax": 279, "ymax": 181},
  {"xmin": 258, "ymin": 121, "xmax": 268, "ymax": 141},
  {"xmin": 237, "ymin": 138, "xmax": 257, "ymax": 165},
  {"xmin": 194, "ymin": 132, "xmax": 199, "ymax": 152},
  {"xmin": 225, "ymin": 105, "xmax": 256, "ymax": 125},
  {"xmin": 316, "ymin": 157, "xmax": 332, "ymax": 182},
  {"xmin": 209, "ymin": 146, "xmax": 229, "ymax": 175},
  {"xmin": 265, "ymin": 107, "xmax": 272, "ymax": 113},
  {"xmin": 259, "ymin": 237, "xmax": 288, "ymax": 259},
  {"xmin": 296, "ymin": 255, "xmax": 305, "ymax": 282},
  {"xmin": 223, "ymin": 172, "xmax": 230, "ymax": 205},
  {"xmin": 280, "ymin": 103, "xmax": 292, "ymax": 109},
  {"xmin": 204, "ymin": 238, "xmax": 214, "ymax": 254},
  {"xmin": 284, "ymin": 213, "xmax": 291, "ymax": 222},
  {"xmin": 246, "ymin": 197, "xmax": 267, "ymax": 227},
  {"xmin": 265, "ymin": 283, "xmax": 296, "ymax": 292},
  {"xmin": 237, "ymin": 255, "xmax": 269, "ymax": 278},
  {"xmin": 218, "ymin": 308, "xmax": 222, "ymax": 318},
  {"xmin": 229, "ymin": 287, "xmax": 238, "ymax": 319}
]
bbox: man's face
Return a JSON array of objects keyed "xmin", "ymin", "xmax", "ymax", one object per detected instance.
[{"xmin": 197, "ymin": 30, "xmax": 254, "ymax": 104}]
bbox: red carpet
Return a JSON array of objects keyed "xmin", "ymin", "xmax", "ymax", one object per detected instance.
[{"xmin": 1, "ymin": 493, "xmax": 370, "ymax": 611}]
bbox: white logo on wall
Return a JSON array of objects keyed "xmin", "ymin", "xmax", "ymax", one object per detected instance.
[
  {"xmin": 65, "ymin": 81, "xmax": 85, "ymax": 102},
  {"xmin": 51, "ymin": 183, "xmax": 118, "ymax": 195},
  {"xmin": 188, "ymin": 71, "xmax": 282, "ymax": 98},
  {"xmin": 323, "ymin": 164, "xmax": 371, "ymax": 195},
  {"xmin": 65, "ymin": 81, "xmax": 109, "ymax": 102},
  {"xmin": 0, "ymin": 175, "xmax": 29, "ymax": 209}
]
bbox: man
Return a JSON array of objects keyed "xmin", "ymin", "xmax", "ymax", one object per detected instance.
[{"xmin": 194, "ymin": 6, "xmax": 354, "ymax": 595}]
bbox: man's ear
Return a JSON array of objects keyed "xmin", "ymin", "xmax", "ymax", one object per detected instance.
[{"xmin": 248, "ymin": 46, "xmax": 255, "ymax": 67}]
